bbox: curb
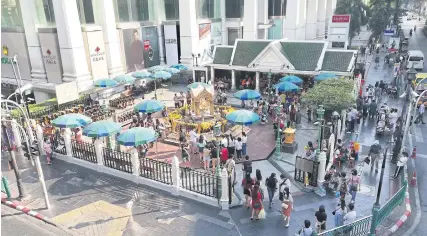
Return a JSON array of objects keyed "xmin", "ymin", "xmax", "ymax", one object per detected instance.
[
  {"xmin": 1, "ymin": 198, "xmax": 56, "ymax": 226},
  {"xmin": 385, "ymin": 165, "xmax": 411, "ymax": 235}
]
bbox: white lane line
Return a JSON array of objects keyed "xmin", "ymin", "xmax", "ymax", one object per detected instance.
[
  {"xmin": 416, "ymin": 153, "xmax": 427, "ymax": 159},
  {"xmin": 413, "ymin": 127, "xmax": 423, "ymax": 143}
]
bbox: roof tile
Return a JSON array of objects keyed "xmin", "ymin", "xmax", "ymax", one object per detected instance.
[
  {"xmin": 321, "ymin": 51, "xmax": 354, "ymax": 72},
  {"xmin": 279, "ymin": 42, "xmax": 325, "ymax": 71},
  {"xmin": 231, "ymin": 41, "xmax": 271, "ymax": 66},
  {"xmin": 213, "ymin": 47, "xmax": 233, "ymax": 65}
]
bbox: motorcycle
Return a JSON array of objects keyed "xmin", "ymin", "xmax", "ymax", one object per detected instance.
[{"xmin": 410, "ymin": 29, "xmax": 413, "ymax": 36}]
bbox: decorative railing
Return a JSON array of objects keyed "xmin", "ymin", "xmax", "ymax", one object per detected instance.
[
  {"xmin": 375, "ymin": 181, "xmax": 407, "ymax": 227},
  {"xmin": 316, "ymin": 215, "xmax": 372, "ymax": 236},
  {"xmin": 139, "ymin": 157, "xmax": 173, "ymax": 185},
  {"xmin": 102, "ymin": 148, "xmax": 133, "ymax": 173},
  {"xmin": 71, "ymin": 140, "xmax": 97, "ymax": 163},
  {"xmin": 294, "ymin": 155, "xmax": 319, "ymax": 187},
  {"xmin": 180, "ymin": 167, "xmax": 220, "ymax": 198}
]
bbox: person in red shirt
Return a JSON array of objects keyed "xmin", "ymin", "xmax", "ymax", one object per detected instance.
[{"xmin": 221, "ymin": 145, "xmax": 228, "ymax": 164}]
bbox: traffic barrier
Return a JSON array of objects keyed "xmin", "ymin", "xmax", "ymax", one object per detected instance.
[
  {"xmin": 411, "ymin": 146, "xmax": 417, "ymax": 159},
  {"xmin": 411, "ymin": 172, "xmax": 417, "ymax": 186}
]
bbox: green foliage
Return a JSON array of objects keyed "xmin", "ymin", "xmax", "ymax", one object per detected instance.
[
  {"xmin": 10, "ymin": 98, "xmax": 57, "ymax": 118},
  {"xmin": 335, "ymin": 0, "xmax": 370, "ymax": 45},
  {"xmin": 301, "ymin": 78, "xmax": 356, "ymax": 111},
  {"xmin": 368, "ymin": 0, "xmax": 392, "ymax": 37}
]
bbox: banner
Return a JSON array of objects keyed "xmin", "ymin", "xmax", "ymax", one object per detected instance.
[
  {"xmin": 122, "ymin": 28, "xmax": 144, "ymax": 72},
  {"xmin": 388, "ymin": 37, "xmax": 400, "ymax": 53},
  {"xmin": 164, "ymin": 25, "xmax": 179, "ymax": 65},
  {"xmin": 393, "ymin": 63, "xmax": 400, "ymax": 77},
  {"xmin": 141, "ymin": 26, "xmax": 160, "ymax": 68},
  {"xmin": 199, "ymin": 23, "xmax": 213, "ymax": 65}
]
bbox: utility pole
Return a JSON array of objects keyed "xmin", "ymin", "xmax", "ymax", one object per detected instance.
[{"xmin": 1, "ymin": 121, "xmax": 25, "ymax": 199}]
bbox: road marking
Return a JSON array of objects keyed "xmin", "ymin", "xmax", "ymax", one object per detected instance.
[
  {"xmin": 416, "ymin": 153, "xmax": 427, "ymax": 159},
  {"xmin": 413, "ymin": 127, "xmax": 423, "ymax": 143}
]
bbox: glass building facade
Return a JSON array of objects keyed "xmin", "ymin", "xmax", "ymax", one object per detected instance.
[
  {"xmin": 225, "ymin": 0, "xmax": 244, "ymax": 18},
  {"xmin": 1, "ymin": 0, "xmax": 23, "ymax": 28},
  {"xmin": 196, "ymin": 0, "xmax": 220, "ymax": 19},
  {"xmin": 268, "ymin": 0, "xmax": 286, "ymax": 17}
]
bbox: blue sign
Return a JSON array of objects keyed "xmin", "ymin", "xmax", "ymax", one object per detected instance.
[{"xmin": 384, "ymin": 29, "xmax": 395, "ymax": 36}]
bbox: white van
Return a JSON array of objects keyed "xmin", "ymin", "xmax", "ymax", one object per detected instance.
[{"xmin": 406, "ymin": 50, "xmax": 424, "ymax": 70}]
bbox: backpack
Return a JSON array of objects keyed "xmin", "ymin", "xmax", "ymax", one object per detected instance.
[{"xmin": 266, "ymin": 177, "xmax": 277, "ymax": 189}]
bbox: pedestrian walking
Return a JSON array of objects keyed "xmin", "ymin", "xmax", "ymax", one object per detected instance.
[
  {"xmin": 241, "ymin": 132, "xmax": 247, "ymax": 156},
  {"xmin": 242, "ymin": 155, "xmax": 252, "ymax": 176},
  {"xmin": 279, "ymin": 173, "xmax": 291, "ymax": 193},
  {"xmin": 255, "ymin": 169, "xmax": 263, "ymax": 185},
  {"xmin": 414, "ymin": 103, "xmax": 425, "ymax": 124},
  {"xmin": 369, "ymin": 100, "xmax": 378, "ymax": 120},
  {"xmin": 338, "ymin": 172, "xmax": 348, "ymax": 200},
  {"xmin": 203, "ymin": 145, "xmax": 211, "ymax": 171},
  {"xmin": 297, "ymin": 220, "xmax": 314, "ymax": 236},
  {"xmin": 281, "ymin": 187, "xmax": 293, "ymax": 227},
  {"xmin": 348, "ymin": 169, "xmax": 360, "ymax": 203},
  {"xmin": 189, "ymin": 128, "xmax": 198, "ymax": 154},
  {"xmin": 235, "ymin": 137, "xmax": 243, "ymax": 160},
  {"xmin": 221, "ymin": 145, "xmax": 229, "ymax": 165},
  {"xmin": 392, "ymin": 151, "xmax": 408, "ymax": 179},
  {"xmin": 227, "ymin": 135, "xmax": 235, "ymax": 158},
  {"xmin": 251, "ymin": 184, "xmax": 264, "ymax": 220},
  {"xmin": 242, "ymin": 174, "xmax": 254, "ymax": 209},
  {"xmin": 174, "ymin": 93, "xmax": 180, "ymax": 108},
  {"xmin": 333, "ymin": 199, "xmax": 348, "ymax": 227},
  {"xmin": 343, "ymin": 203, "xmax": 357, "ymax": 233},
  {"xmin": 210, "ymin": 142, "xmax": 218, "ymax": 171},
  {"xmin": 265, "ymin": 173, "xmax": 278, "ymax": 208},
  {"xmin": 368, "ymin": 140, "xmax": 382, "ymax": 173},
  {"xmin": 315, "ymin": 205, "xmax": 327, "ymax": 233},
  {"xmin": 225, "ymin": 155, "xmax": 236, "ymax": 184},
  {"xmin": 181, "ymin": 142, "xmax": 191, "ymax": 168},
  {"xmin": 43, "ymin": 139, "xmax": 53, "ymax": 165},
  {"xmin": 197, "ymin": 135, "xmax": 206, "ymax": 163}
]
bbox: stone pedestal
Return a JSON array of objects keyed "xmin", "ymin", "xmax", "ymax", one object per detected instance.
[
  {"xmin": 171, "ymin": 156, "xmax": 180, "ymax": 195},
  {"xmin": 282, "ymin": 142, "xmax": 298, "ymax": 154},
  {"xmin": 220, "ymin": 168, "xmax": 229, "ymax": 210}
]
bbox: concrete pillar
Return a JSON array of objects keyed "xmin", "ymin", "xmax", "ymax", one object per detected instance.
[
  {"xmin": 35, "ymin": 124, "xmax": 45, "ymax": 156},
  {"xmin": 220, "ymin": 168, "xmax": 229, "ymax": 210},
  {"xmin": 220, "ymin": 0, "xmax": 227, "ymax": 44},
  {"xmin": 326, "ymin": 133, "xmax": 335, "ymax": 170},
  {"xmin": 231, "ymin": 70, "xmax": 236, "ymax": 90},
  {"xmin": 94, "ymin": 139, "xmax": 104, "ymax": 166},
  {"xmin": 131, "ymin": 148, "xmax": 139, "ymax": 176},
  {"xmin": 18, "ymin": 0, "xmax": 47, "ymax": 82},
  {"xmin": 340, "ymin": 109, "xmax": 346, "ymax": 139},
  {"xmin": 337, "ymin": 119, "xmax": 342, "ymax": 139},
  {"xmin": 63, "ymin": 128, "xmax": 72, "ymax": 157},
  {"xmin": 255, "ymin": 71, "xmax": 260, "ymax": 91},
  {"xmin": 332, "ymin": 0, "xmax": 337, "ymax": 12},
  {"xmin": 10, "ymin": 119, "xmax": 21, "ymax": 148},
  {"xmin": 171, "ymin": 155, "xmax": 180, "ymax": 195},
  {"xmin": 52, "ymin": 0, "xmax": 92, "ymax": 91},
  {"xmin": 317, "ymin": 0, "xmax": 327, "ymax": 39},
  {"xmin": 148, "ymin": 0, "xmax": 166, "ymax": 64},
  {"xmin": 298, "ymin": 0, "xmax": 307, "ymax": 39},
  {"xmin": 178, "ymin": 0, "xmax": 199, "ymax": 65},
  {"xmin": 284, "ymin": 0, "xmax": 300, "ymax": 40},
  {"xmin": 243, "ymin": 0, "xmax": 258, "ymax": 39},
  {"xmin": 306, "ymin": 0, "xmax": 319, "ymax": 40},
  {"xmin": 315, "ymin": 151, "xmax": 327, "ymax": 196},
  {"xmin": 93, "ymin": 0, "xmax": 124, "ymax": 77},
  {"xmin": 258, "ymin": 0, "xmax": 269, "ymax": 39},
  {"xmin": 210, "ymin": 66, "xmax": 215, "ymax": 85},
  {"xmin": 326, "ymin": 0, "xmax": 334, "ymax": 32}
]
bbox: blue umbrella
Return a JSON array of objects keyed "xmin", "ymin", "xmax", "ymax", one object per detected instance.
[
  {"xmin": 165, "ymin": 68, "xmax": 180, "ymax": 75},
  {"xmin": 113, "ymin": 75, "xmax": 135, "ymax": 84},
  {"xmin": 170, "ymin": 64, "xmax": 188, "ymax": 70},
  {"xmin": 132, "ymin": 71, "xmax": 152, "ymax": 79},
  {"xmin": 233, "ymin": 89, "xmax": 261, "ymax": 101},
  {"xmin": 153, "ymin": 71, "xmax": 172, "ymax": 80},
  {"xmin": 134, "ymin": 100, "xmax": 165, "ymax": 113},
  {"xmin": 82, "ymin": 120, "xmax": 121, "ymax": 138},
  {"xmin": 148, "ymin": 65, "xmax": 167, "ymax": 72},
  {"xmin": 279, "ymin": 75, "xmax": 303, "ymax": 84},
  {"xmin": 226, "ymin": 110, "xmax": 260, "ymax": 126},
  {"xmin": 315, "ymin": 73, "xmax": 337, "ymax": 81},
  {"xmin": 94, "ymin": 79, "xmax": 118, "ymax": 88},
  {"xmin": 52, "ymin": 114, "xmax": 92, "ymax": 128},
  {"xmin": 274, "ymin": 81, "xmax": 300, "ymax": 92},
  {"xmin": 117, "ymin": 127, "xmax": 158, "ymax": 146}
]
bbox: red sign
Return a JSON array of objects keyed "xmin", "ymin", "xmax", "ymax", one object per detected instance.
[{"xmin": 332, "ymin": 15, "xmax": 351, "ymax": 23}]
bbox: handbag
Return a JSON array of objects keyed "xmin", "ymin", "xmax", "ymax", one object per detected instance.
[
  {"xmin": 258, "ymin": 208, "xmax": 266, "ymax": 219},
  {"xmin": 364, "ymin": 156, "xmax": 371, "ymax": 165},
  {"xmin": 253, "ymin": 202, "xmax": 262, "ymax": 209}
]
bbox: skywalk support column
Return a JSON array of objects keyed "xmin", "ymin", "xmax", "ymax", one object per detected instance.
[
  {"xmin": 52, "ymin": 0, "xmax": 92, "ymax": 92},
  {"xmin": 283, "ymin": 0, "xmax": 300, "ymax": 40},
  {"xmin": 326, "ymin": 0, "xmax": 334, "ymax": 33},
  {"xmin": 317, "ymin": 0, "xmax": 327, "ymax": 39},
  {"xmin": 93, "ymin": 0, "xmax": 124, "ymax": 77},
  {"xmin": 18, "ymin": 0, "xmax": 47, "ymax": 82},
  {"xmin": 243, "ymin": 0, "xmax": 258, "ymax": 39},
  {"xmin": 298, "ymin": 0, "xmax": 307, "ymax": 39},
  {"xmin": 179, "ymin": 0, "xmax": 199, "ymax": 65},
  {"xmin": 306, "ymin": 0, "xmax": 319, "ymax": 40}
]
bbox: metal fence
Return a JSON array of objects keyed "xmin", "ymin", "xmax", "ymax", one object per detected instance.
[
  {"xmin": 71, "ymin": 140, "xmax": 97, "ymax": 163},
  {"xmin": 294, "ymin": 155, "xmax": 319, "ymax": 187},
  {"xmin": 316, "ymin": 215, "xmax": 372, "ymax": 236},
  {"xmin": 139, "ymin": 157, "xmax": 173, "ymax": 185},
  {"xmin": 102, "ymin": 148, "xmax": 133, "ymax": 173},
  {"xmin": 180, "ymin": 167, "xmax": 220, "ymax": 198}
]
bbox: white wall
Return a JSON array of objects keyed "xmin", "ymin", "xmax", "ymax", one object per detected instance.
[
  {"xmin": 306, "ymin": 0, "xmax": 319, "ymax": 40},
  {"xmin": 283, "ymin": 0, "xmax": 300, "ymax": 40}
]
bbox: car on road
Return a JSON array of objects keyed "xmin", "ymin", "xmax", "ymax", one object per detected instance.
[{"xmin": 406, "ymin": 50, "xmax": 425, "ymax": 70}]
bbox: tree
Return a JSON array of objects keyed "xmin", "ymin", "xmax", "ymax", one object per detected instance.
[
  {"xmin": 335, "ymin": 0, "xmax": 370, "ymax": 47},
  {"xmin": 301, "ymin": 79, "xmax": 356, "ymax": 112},
  {"xmin": 368, "ymin": 0, "xmax": 393, "ymax": 38}
]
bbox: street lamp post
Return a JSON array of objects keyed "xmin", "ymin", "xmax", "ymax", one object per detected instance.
[
  {"xmin": 392, "ymin": 66, "xmax": 417, "ymax": 164},
  {"xmin": 314, "ymin": 105, "xmax": 326, "ymax": 197},
  {"xmin": 267, "ymin": 70, "xmax": 272, "ymax": 102},
  {"xmin": 275, "ymin": 104, "xmax": 281, "ymax": 157},
  {"xmin": 316, "ymin": 105, "xmax": 326, "ymax": 154}
]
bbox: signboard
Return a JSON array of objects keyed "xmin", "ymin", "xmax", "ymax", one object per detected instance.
[
  {"xmin": 393, "ymin": 63, "xmax": 400, "ymax": 77},
  {"xmin": 388, "ymin": 37, "xmax": 400, "ymax": 52},
  {"xmin": 39, "ymin": 32, "xmax": 63, "ymax": 84},
  {"xmin": 384, "ymin": 29, "xmax": 395, "ymax": 36},
  {"xmin": 122, "ymin": 28, "xmax": 144, "ymax": 72},
  {"xmin": 327, "ymin": 14, "xmax": 351, "ymax": 46},
  {"xmin": 84, "ymin": 30, "xmax": 109, "ymax": 80},
  {"xmin": 55, "ymin": 81, "xmax": 79, "ymax": 105},
  {"xmin": 332, "ymin": 15, "xmax": 351, "ymax": 23},
  {"xmin": 164, "ymin": 24, "xmax": 179, "ymax": 65},
  {"xmin": 1, "ymin": 32, "xmax": 32, "ymax": 80},
  {"xmin": 141, "ymin": 26, "xmax": 160, "ymax": 68},
  {"xmin": 199, "ymin": 23, "xmax": 213, "ymax": 65}
]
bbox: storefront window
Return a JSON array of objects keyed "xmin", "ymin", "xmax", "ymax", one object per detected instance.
[
  {"xmin": 1, "ymin": 0, "xmax": 23, "ymax": 28},
  {"xmin": 268, "ymin": 0, "xmax": 286, "ymax": 17},
  {"xmin": 76, "ymin": 0, "xmax": 95, "ymax": 24},
  {"xmin": 196, "ymin": 0, "xmax": 220, "ymax": 19},
  {"xmin": 226, "ymin": 0, "xmax": 243, "ymax": 18},
  {"xmin": 34, "ymin": 0, "xmax": 56, "ymax": 26},
  {"xmin": 131, "ymin": 0, "xmax": 150, "ymax": 22},
  {"xmin": 164, "ymin": 0, "xmax": 179, "ymax": 20},
  {"xmin": 113, "ymin": 0, "xmax": 158, "ymax": 22},
  {"xmin": 113, "ymin": 0, "xmax": 130, "ymax": 22}
]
